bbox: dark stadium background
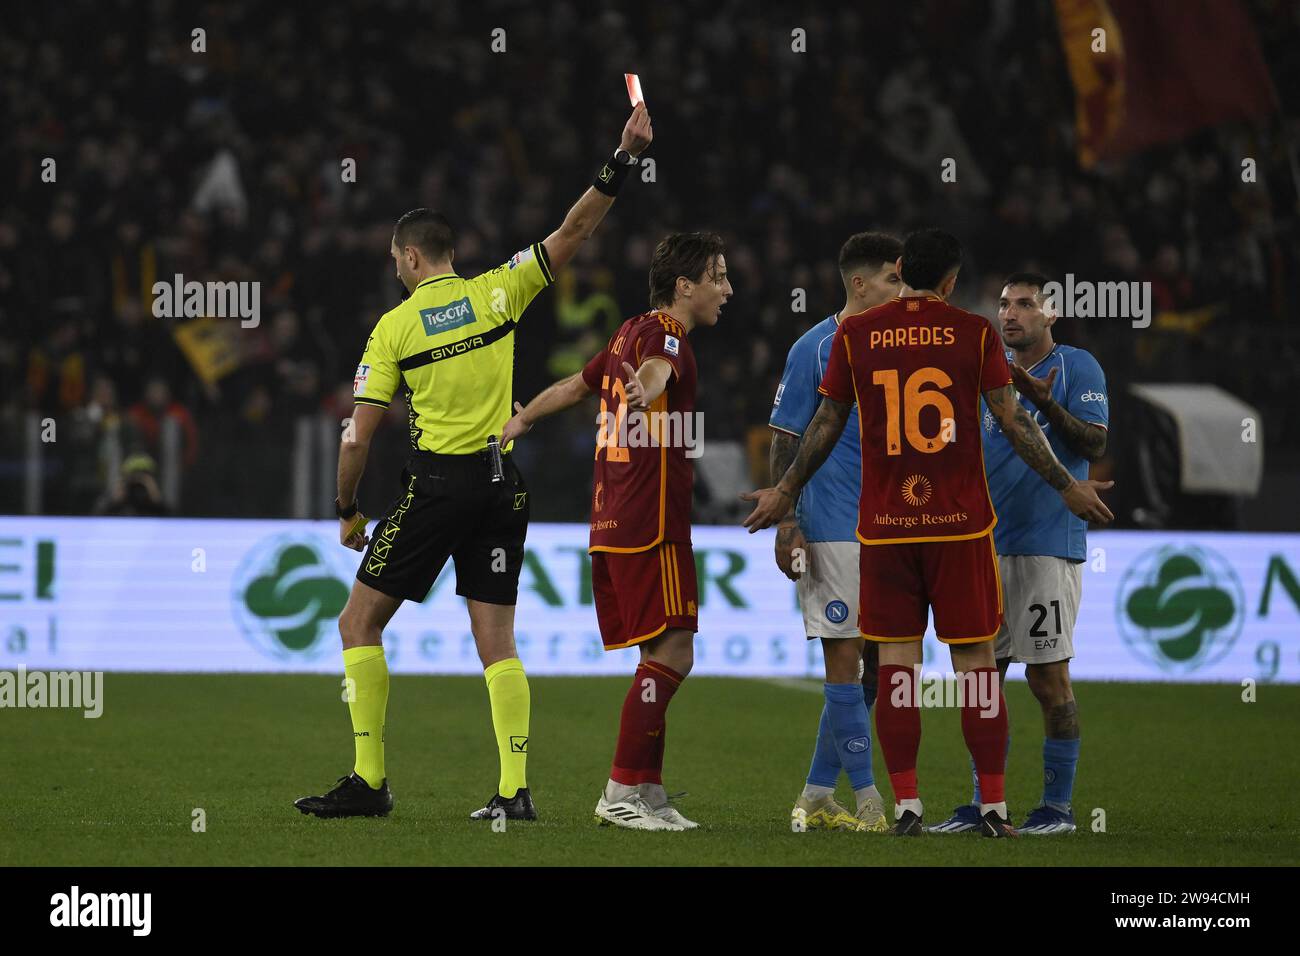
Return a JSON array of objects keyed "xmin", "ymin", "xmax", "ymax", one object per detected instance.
[{"xmin": 3, "ymin": 0, "xmax": 1298, "ymax": 530}]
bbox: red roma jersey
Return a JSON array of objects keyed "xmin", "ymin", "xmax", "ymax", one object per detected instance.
[
  {"xmin": 581, "ymin": 311, "xmax": 698, "ymax": 552},
  {"xmin": 818, "ymin": 295, "xmax": 1012, "ymax": 544}
]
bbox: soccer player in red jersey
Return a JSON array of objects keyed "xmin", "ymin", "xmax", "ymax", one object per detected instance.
[
  {"xmin": 744, "ymin": 229, "xmax": 1112, "ymax": 837},
  {"xmin": 502, "ymin": 232, "xmax": 732, "ymax": 830}
]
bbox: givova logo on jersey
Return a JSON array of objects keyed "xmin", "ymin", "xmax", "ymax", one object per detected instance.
[{"xmin": 420, "ymin": 296, "xmax": 477, "ymax": 336}]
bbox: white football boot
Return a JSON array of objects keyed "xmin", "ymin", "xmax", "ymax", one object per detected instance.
[
  {"xmin": 641, "ymin": 784, "xmax": 699, "ymax": 830},
  {"xmin": 594, "ymin": 793, "xmax": 684, "ymax": 831},
  {"xmin": 650, "ymin": 800, "xmax": 699, "ymax": 830}
]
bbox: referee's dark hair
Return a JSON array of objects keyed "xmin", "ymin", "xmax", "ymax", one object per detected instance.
[
  {"xmin": 394, "ymin": 208, "xmax": 456, "ymax": 262},
  {"xmin": 648, "ymin": 232, "xmax": 727, "ymax": 308},
  {"xmin": 899, "ymin": 228, "xmax": 963, "ymax": 291},
  {"xmin": 838, "ymin": 231, "xmax": 902, "ymax": 278}
]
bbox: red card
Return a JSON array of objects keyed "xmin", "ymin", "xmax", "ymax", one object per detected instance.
[{"xmin": 625, "ymin": 73, "xmax": 645, "ymax": 107}]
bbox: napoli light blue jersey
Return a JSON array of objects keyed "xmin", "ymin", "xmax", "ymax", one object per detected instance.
[
  {"xmin": 981, "ymin": 343, "xmax": 1109, "ymax": 561},
  {"xmin": 769, "ymin": 315, "xmax": 860, "ymax": 542}
]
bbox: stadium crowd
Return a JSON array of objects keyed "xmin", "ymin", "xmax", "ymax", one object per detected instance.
[{"xmin": 3, "ymin": 0, "xmax": 1297, "ymax": 522}]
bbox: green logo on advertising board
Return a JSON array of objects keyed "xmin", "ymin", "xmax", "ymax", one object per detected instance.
[
  {"xmin": 233, "ymin": 536, "xmax": 350, "ymax": 661},
  {"xmin": 1116, "ymin": 545, "xmax": 1243, "ymax": 674}
]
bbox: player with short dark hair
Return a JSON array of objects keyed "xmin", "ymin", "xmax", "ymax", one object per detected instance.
[
  {"xmin": 770, "ymin": 231, "xmax": 901, "ymax": 833},
  {"xmin": 293, "ymin": 104, "xmax": 653, "ymax": 821},
  {"xmin": 930, "ymin": 272, "xmax": 1109, "ymax": 835},
  {"xmin": 743, "ymin": 228, "xmax": 1113, "ymax": 838},
  {"xmin": 501, "ymin": 231, "xmax": 732, "ymax": 830}
]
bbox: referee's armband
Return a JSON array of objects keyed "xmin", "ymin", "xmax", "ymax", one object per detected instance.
[{"xmin": 592, "ymin": 149, "xmax": 638, "ymax": 197}]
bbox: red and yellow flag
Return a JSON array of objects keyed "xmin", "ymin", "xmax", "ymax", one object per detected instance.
[{"xmin": 1055, "ymin": 0, "xmax": 1277, "ymax": 168}]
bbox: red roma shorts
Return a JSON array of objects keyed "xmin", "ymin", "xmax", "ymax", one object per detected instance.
[
  {"xmin": 858, "ymin": 533, "xmax": 1003, "ymax": 644},
  {"xmin": 591, "ymin": 541, "xmax": 699, "ymax": 650}
]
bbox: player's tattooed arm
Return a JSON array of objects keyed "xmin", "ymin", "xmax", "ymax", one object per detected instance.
[
  {"xmin": 769, "ymin": 429, "xmax": 807, "ymax": 579},
  {"xmin": 1041, "ymin": 400, "xmax": 1107, "ymax": 462},
  {"xmin": 985, "ymin": 385, "xmax": 1074, "ymax": 490},
  {"xmin": 777, "ymin": 397, "xmax": 851, "ymax": 498},
  {"xmin": 742, "ymin": 398, "xmax": 850, "ymax": 531},
  {"xmin": 769, "ymin": 430, "xmax": 801, "ymax": 516},
  {"xmin": 1009, "ymin": 364, "xmax": 1106, "ymax": 461},
  {"xmin": 985, "ymin": 384, "xmax": 1115, "ymax": 523}
]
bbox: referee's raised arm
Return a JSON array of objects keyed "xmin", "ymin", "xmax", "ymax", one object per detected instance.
[{"xmin": 541, "ymin": 103, "xmax": 653, "ymax": 271}]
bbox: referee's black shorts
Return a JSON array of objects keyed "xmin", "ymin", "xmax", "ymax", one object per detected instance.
[{"xmin": 356, "ymin": 449, "xmax": 529, "ymax": 605}]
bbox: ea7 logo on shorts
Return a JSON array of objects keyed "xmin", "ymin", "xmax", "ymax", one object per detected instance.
[
  {"xmin": 664, "ymin": 335, "xmax": 680, "ymax": 356},
  {"xmin": 419, "ymin": 297, "xmax": 477, "ymax": 336},
  {"xmin": 824, "ymin": 600, "xmax": 849, "ymax": 624},
  {"xmin": 1034, "ymin": 638, "xmax": 1059, "ymax": 650}
]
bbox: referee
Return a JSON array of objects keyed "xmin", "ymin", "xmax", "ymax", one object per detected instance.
[{"xmin": 294, "ymin": 104, "xmax": 653, "ymax": 821}]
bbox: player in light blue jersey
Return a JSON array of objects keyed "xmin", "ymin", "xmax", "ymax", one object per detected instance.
[
  {"xmin": 931, "ymin": 272, "xmax": 1112, "ymax": 836},
  {"xmin": 769, "ymin": 232, "xmax": 902, "ymax": 833}
]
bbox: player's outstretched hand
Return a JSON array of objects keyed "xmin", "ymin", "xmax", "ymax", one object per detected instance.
[
  {"xmin": 340, "ymin": 515, "xmax": 369, "ymax": 551},
  {"xmin": 620, "ymin": 103, "xmax": 653, "ymax": 157},
  {"xmin": 501, "ymin": 401, "xmax": 531, "ymax": 450},
  {"xmin": 1010, "ymin": 363, "xmax": 1058, "ymax": 407},
  {"xmin": 621, "ymin": 362, "xmax": 648, "ymax": 410},
  {"xmin": 774, "ymin": 522, "xmax": 808, "ymax": 580},
  {"xmin": 1060, "ymin": 479, "xmax": 1115, "ymax": 524},
  {"xmin": 740, "ymin": 486, "xmax": 794, "ymax": 533}
]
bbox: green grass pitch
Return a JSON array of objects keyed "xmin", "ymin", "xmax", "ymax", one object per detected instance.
[{"xmin": 3, "ymin": 674, "xmax": 1297, "ymax": 866}]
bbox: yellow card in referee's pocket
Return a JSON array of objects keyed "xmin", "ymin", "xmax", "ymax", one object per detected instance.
[{"xmin": 346, "ymin": 514, "xmax": 368, "ymax": 539}]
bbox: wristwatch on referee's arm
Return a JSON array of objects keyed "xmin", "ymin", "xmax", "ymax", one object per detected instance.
[
  {"xmin": 592, "ymin": 145, "xmax": 642, "ymax": 197},
  {"xmin": 335, "ymin": 497, "xmax": 359, "ymax": 520}
]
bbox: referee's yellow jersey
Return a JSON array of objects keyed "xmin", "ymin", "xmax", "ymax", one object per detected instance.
[{"xmin": 352, "ymin": 242, "xmax": 555, "ymax": 454}]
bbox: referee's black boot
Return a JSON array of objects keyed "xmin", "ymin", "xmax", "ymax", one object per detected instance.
[
  {"xmin": 469, "ymin": 787, "xmax": 537, "ymax": 821},
  {"xmin": 294, "ymin": 772, "xmax": 393, "ymax": 818}
]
